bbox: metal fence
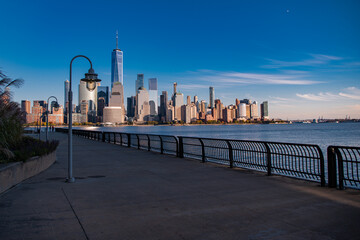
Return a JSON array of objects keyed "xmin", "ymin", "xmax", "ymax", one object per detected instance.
[
  {"xmin": 179, "ymin": 137, "xmax": 325, "ymax": 186},
  {"xmin": 56, "ymin": 128, "xmax": 360, "ymax": 190},
  {"xmin": 328, "ymin": 146, "xmax": 360, "ymax": 189},
  {"xmin": 57, "ymin": 129, "xmax": 179, "ymax": 157}
]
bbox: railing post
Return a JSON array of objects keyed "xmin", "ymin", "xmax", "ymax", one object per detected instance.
[
  {"xmin": 336, "ymin": 149, "xmax": 345, "ymax": 190},
  {"xmin": 127, "ymin": 134, "xmax": 131, "ymax": 147},
  {"xmin": 264, "ymin": 143, "xmax": 272, "ymax": 176},
  {"xmin": 199, "ymin": 139, "xmax": 206, "ymax": 163},
  {"xmin": 226, "ymin": 140, "xmax": 233, "ymax": 168},
  {"xmin": 327, "ymin": 147, "xmax": 337, "ymax": 188},
  {"xmin": 102, "ymin": 132, "xmax": 105, "ymax": 142},
  {"xmin": 178, "ymin": 137, "xmax": 184, "ymax": 158},
  {"xmin": 159, "ymin": 136, "xmax": 164, "ymax": 154},
  {"xmin": 147, "ymin": 135, "xmax": 151, "ymax": 151},
  {"xmin": 120, "ymin": 133, "xmax": 123, "ymax": 146},
  {"xmin": 137, "ymin": 134, "xmax": 140, "ymax": 149},
  {"xmin": 113, "ymin": 133, "xmax": 116, "ymax": 144},
  {"xmin": 318, "ymin": 147, "xmax": 326, "ymax": 187}
]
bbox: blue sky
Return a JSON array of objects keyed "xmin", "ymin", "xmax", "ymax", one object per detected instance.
[{"xmin": 1, "ymin": 0, "xmax": 359, "ymax": 119}]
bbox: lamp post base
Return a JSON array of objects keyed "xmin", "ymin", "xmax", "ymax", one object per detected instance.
[{"xmin": 66, "ymin": 177, "xmax": 76, "ymax": 183}]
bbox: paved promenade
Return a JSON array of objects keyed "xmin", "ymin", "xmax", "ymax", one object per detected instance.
[{"xmin": 0, "ymin": 132, "xmax": 360, "ymax": 240}]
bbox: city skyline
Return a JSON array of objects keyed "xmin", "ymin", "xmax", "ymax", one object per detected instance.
[{"xmin": 1, "ymin": 1, "xmax": 359, "ymax": 120}]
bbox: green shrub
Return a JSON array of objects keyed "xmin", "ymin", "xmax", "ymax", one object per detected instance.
[{"xmin": 1, "ymin": 136, "xmax": 59, "ymax": 164}]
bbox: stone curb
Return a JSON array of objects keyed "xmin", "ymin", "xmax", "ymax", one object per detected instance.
[{"xmin": 0, "ymin": 151, "xmax": 56, "ymax": 194}]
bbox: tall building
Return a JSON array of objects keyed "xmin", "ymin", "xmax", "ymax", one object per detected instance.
[
  {"xmin": 260, "ymin": 101, "xmax": 269, "ymax": 120},
  {"xmin": 127, "ymin": 96, "xmax": 136, "ymax": 118},
  {"xmin": 194, "ymin": 95, "xmax": 199, "ymax": 113},
  {"xmin": 238, "ymin": 103, "xmax": 247, "ymax": 118},
  {"xmin": 64, "ymin": 80, "xmax": 69, "ymax": 111},
  {"xmin": 135, "ymin": 74, "xmax": 144, "ymax": 93},
  {"xmin": 21, "ymin": 100, "xmax": 31, "ymax": 114},
  {"xmin": 98, "ymin": 86, "xmax": 109, "ymax": 106},
  {"xmin": 111, "ymin": 31, "xmax": 123, "ymax": 89},
  {"xmin": 148, "ymin": 78, "xmax": 158, "ymax": 115},
  {"xmin": 103, "ymin": 82, "xmax": 125, "ymax": 124},
  {"xmin": 136, "ymin": 87, "xmax": 150, "ymax": 122},
  {"xmin": 209, "ymin": 86, "xmax": 215, "ymax": 108},
  {"xmin": 174, "ymin": 93, "xmax": 183, "ymax": 121},
  {"xmin": 159, "ymin": 91, "xmax": 168, "ymax": 121},
  {"xmin": 250, "ymin": 101, "xmax": 259, "ymax": 119}
]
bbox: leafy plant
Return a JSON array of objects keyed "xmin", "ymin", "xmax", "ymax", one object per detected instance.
[{"xmin": 0, "ymin": 70, "xmax": 24, "ymax": 160}]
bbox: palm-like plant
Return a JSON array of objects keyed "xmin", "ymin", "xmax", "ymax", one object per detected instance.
[{"xmin": 0, "ymin": 70, "xmax": 24, "ymax": 161}]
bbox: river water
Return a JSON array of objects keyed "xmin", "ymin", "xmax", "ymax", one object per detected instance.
[{"xmin": 75, "ymin": 122, "xmax": 360, "ymax": 150}]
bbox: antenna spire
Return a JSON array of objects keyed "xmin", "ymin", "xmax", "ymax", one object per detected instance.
[{"xmin": 116, "ymin": 30, "xmax": 118, "ymax": 49}]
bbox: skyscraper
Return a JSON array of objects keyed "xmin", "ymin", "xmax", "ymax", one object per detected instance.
[
  {"xmin": 98, "ymin": 86, "xmax": 109, "ymax": 106},
  {"xmin": 159, "ymin": 91, "xmax": 168, "ymax": 121},
  {"xmin": 111, "ymin": 31, "xmax": 123, "ymax": 89},
  {"xmin": 148, "ymin": 78, "xmax": 158, "ymax": 115},
  {"xmin": 64, "ymin": 80, "xmax": 69, "ymax": 111},
  {"xmin": 127, "ymin": 96, "xmax": 136, "ymax": 118},
  {"xmin": 260, "ymin": 101, "xmax": 269, "ymax": 120},
  {"xmin": 135, "ymin": 74, "xmax": 144, "ymax": 93},
  {"xmin": 21, "ymin": 100, "xmax": 31, "ymax": 114},
  {"xmin": 209, "ymin": 86, "xmax": 215, "ymax": 108}
]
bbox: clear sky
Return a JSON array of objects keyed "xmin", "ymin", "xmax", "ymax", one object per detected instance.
[{"xmin": 1, "ymin": 0, "xmax": 359, "ymax": 119}]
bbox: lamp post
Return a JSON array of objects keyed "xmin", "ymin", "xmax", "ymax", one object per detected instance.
[
  {"xmin": 46, "ymin": 96, "xmax": 59, "ymax": 142},
  {"xmin": 68, "ymin": 55, "xmax": 100, "ymax": 183}
]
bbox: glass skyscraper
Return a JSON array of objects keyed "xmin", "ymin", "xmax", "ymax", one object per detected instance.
[
  {"xmin": 111, "ymin": 31, "xmax": 123, "ymax": 89},
  {"xmin": 209, "ymin": 86, "xmax": 215, "ymax": 108},
  {"xmin": 135, "ymin": 74, "xmax": 144, "ymax": 93}
]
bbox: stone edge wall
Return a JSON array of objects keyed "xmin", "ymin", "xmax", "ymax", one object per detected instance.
[{"xmin": 0, "ymin": 151, "xmax": 56, "ymax": 194}]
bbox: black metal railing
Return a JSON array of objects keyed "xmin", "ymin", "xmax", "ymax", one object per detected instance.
[
  {"xmin": 56, "ymin": 128, "xmax": 179, "ymax": 157},
  {"xmin": 55, "ymin": 128, "xmax": 360, "ymax": 190},
  {"xmin": 328, "ymin": 146, "xmax": 360, "ymax": 189},
  {"xmin": 179, "ymin": 137, "xmax": 325, "ymax": 186}
]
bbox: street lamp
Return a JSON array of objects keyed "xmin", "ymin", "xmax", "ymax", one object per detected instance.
[
  {"xmin": 68, "ymin": 55, "xmax": 100, "ymax": 183},
  {"xmin": 46, "ymin": 96, "xmax": 59, "ymax": 142}
]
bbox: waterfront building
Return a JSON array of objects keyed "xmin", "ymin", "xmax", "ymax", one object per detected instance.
[
  {"xmin": 181, "ymin": 99, "xmax": 197, "ymax": 123},
  {"xmin": 214, "ymin": 99, "xmax": 224, "ymax": 120},
  {"xmin": 21, "ymin": 100, "xmax": 31, "ymax": 114},
  {"xmin": 47, "ymin": 106, "xmax": 64, "ymax": 124},
  {"xmin": 260, "ymin": 101, "xmax": 269, "ymax": 120},
  {"xmin": 223, "ymin": 106, "xmax": 236, "ymax": 123},
  {"xmin": 200, "ymin": 100, "xmax": 207, "ymax": 113},
  {"xmin": 246, "ymin": 105, "xmax": 251, "ymax": 119},
  {"xmin": 159, "ymin": 91, "xmax": 168, "ymax": 122},
  {"xmin": 235, "ymin": 98, "xmax": 240, "ymax": 106},
  {"xmin": 166, "ymin": 105, "xmax": 174, "ymax": 122},
  {"xmin": 148, "ymin": 78, "xmax": 158, "ymax": 116},
  {"xmin": 194, "ymin": 95, "xmax": 199, "ymax": 113},
  {"xmin": 173, "ymin": 92, "xmax": 183, "ymax": 121},
  {"xmin": 135, "ymin": 74, "xmax": 144, "ymax": 93},
  {"xmin": 80, "ymin": 100, "xmax": 88, "ymax": 123},
  {"xmin": 103, "ymin": 82, "xmax": 125, "ymax": 124},
  {"xmin": 250, "ymin": 101, "xmax": 259, "ymax": 119},
  {"xmin": 239, "ymin": 103, "xmax": 247, "ymax": 118},
  {"xmin": 127, "ymin": 96, "xmax": 136, "ymax": 118},
  {"xmin": 209, "ymin": 86, "xmax": 215, "ymax": 108},
  {"xmin": 64, "ymin": 80, "xmax": 69, "ymax": 112},
  {"xmin": 136, "ymin": 87, "xmax": 150, "ymax": 122},
  {"xmin": 111, "ymin": 31, "xmax": 123, "ymax": 89},
  {"xmin": 97, "ymin": 97, "xmax": 105, "ymax": 119}
]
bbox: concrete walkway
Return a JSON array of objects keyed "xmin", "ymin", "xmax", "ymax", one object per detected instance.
[{"xmin": 1, "ymin": 133, "xmax": 360, "ymax": 240}]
